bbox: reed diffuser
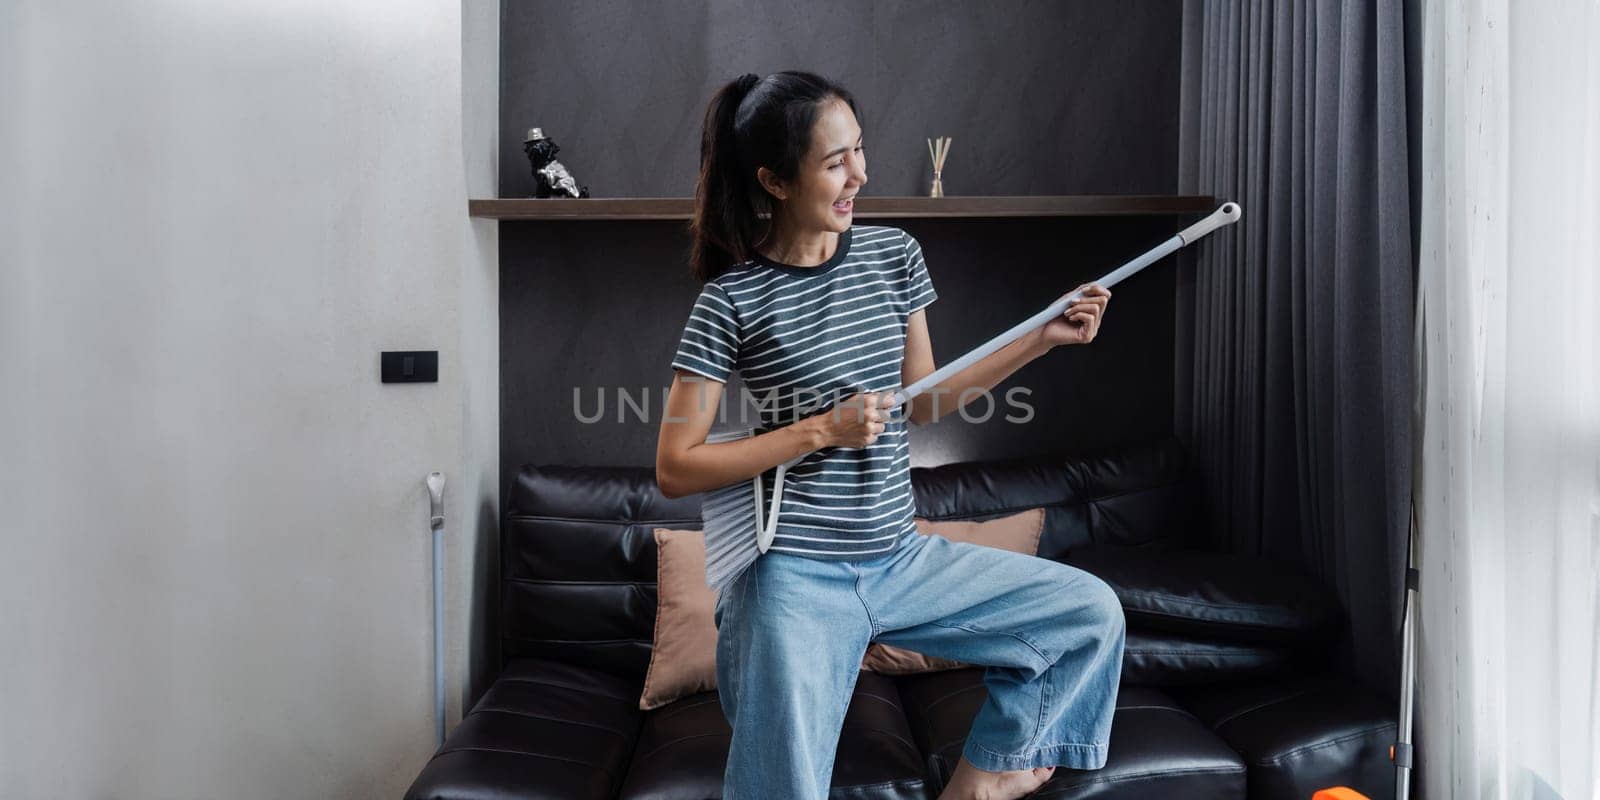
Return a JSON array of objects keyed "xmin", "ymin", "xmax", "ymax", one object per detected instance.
[{"xmin": 926, "ymin": 136, "xmax": 952, "ymax": 197}]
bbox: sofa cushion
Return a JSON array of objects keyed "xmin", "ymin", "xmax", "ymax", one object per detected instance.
[
  {"xmin": 911, "ymin": 436, "xmax": 1200, "ymax": 559},
  {"xmin": 896, "ymin": 669, "xmax": 1245, "ymax": 798},
  {"xmin": 639, "ymin": 528, "xmax": 719, "ymax": 711},
  {"xmin": 1065, "ymin": 544, "xmax": 1340, "ymax": 645},
  {"xmin": 503, "ymin": 465, "xmax": 703, "ymax": 682},
  {"xmin": 404, "ymin": 658, "xmax": 643, "ymax": 800},
  {"xmin": 1172, "ymin": 675, "xmax": 1397, "ymax": 800},
  {"xmin": 1122, "ymin": 629, "xmax": 1296, "ymax": 687},
  {"xmin": 499, "ymin": 438, "xmax": 1201, "ymax": 686},
  {"xmin": 617, "ymin": 670, "xmax": 929, "ymax": 799}
]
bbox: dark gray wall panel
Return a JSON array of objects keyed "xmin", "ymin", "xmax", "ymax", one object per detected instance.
[{"xmin": 500, "ymin": 0, "xmax": 1182, "ymax": 197}]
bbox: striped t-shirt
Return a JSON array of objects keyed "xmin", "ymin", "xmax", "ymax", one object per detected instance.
[{"xmin": 671, "ymin": 225, "xmax": 938, "ymax": 583}]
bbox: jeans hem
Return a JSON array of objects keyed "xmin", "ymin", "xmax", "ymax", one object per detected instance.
[{"xmin": 962, "ymin": 739, "xmax": 1109, "ymax": 772}]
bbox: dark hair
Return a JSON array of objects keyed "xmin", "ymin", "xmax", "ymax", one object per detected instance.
[{"xmin": 688, "ymin": 71, "xmax": 860, "ymax": 283}]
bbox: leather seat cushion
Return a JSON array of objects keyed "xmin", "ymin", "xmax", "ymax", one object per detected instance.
[
  {"xmin": 896, "ymin": 669, "xmax": 1245, "ymax": 798},
  {"xmin": 1121, "ymin": 628, "xmax": 1295, "ymax": 687},
  {"xmin": 1064, "ymin": 545, "xmax": 1341, "ymax": 645},
  {"xmin": 617, "ymin": 670, "xmax": 929, "ymax": 799},
  {"xmin": 1172, "ymin": 675, "xmax": 1397, "ymax": 800},
  {"xmin": 404, "ymin": 658, "xmax": 644, "ymax": 800}
]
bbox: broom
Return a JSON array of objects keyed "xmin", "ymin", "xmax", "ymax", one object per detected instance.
[{"xmin": 698, "ymin": 203, "xmax": 1243, "ymax": 589}]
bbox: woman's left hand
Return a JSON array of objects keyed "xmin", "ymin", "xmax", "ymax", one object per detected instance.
[{"xmin": 1036, "ymin": 283, "xmax": 1111, "ymax": 348}]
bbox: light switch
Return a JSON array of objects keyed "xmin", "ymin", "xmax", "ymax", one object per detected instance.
[{"xmin": 382, "ymin": 351, "xmax": 438, "ymax": 383}]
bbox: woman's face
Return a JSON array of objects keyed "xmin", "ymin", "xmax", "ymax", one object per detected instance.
[{"xmin": 759, "ymin": 97, "xmax": 868, "ymax": 236}]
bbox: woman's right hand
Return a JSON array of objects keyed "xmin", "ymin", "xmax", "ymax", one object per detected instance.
[{"xmin": 809, "ymin": 391, "xmax": 887, "ymax": 449}]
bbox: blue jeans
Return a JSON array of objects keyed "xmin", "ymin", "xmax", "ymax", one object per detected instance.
[{"xmin": 712, "ymin": 529, "xmax": 1126, "ymax": 799}]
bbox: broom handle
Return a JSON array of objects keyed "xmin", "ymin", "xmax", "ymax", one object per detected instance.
[{"xmin": 883, "ymin": 202, "xmax": 1241, "ymax": 411}]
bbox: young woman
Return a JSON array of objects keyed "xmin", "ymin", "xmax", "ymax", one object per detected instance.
[{"xmin": 655, "ymin": 71, "xmax": 1124, "ymax": 800}]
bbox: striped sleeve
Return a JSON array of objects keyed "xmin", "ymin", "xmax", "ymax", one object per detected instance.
[
  {"xmin": 671, "ymin": 281, "xmax": 740, "ymax": 383},
  {"xmin": 903, "ymin": 230, "xmax": 938, "ymax": 314}
]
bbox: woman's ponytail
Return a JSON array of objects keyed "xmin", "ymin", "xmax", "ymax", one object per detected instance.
[
  {"xmin": 688, "ymin": 71, "xmax": 860, "ymax": 284},
  {"xmin": 690, "ymin": 73, "xmax": 764, "ymax": 283}
]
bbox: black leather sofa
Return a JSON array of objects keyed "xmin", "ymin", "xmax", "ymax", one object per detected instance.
[{"xmin": 406, "ymin": 437, "xmax": 1397, "ymax": 799}]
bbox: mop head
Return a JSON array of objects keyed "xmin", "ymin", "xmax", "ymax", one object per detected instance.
[{"xmin": 698, "ymin": 428, "xmax": 797, "ymax": 592}]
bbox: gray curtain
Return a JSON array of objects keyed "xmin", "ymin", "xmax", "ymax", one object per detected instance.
[{"xmin": 1176, "ymin": 0, "xmax": 1415, "ymax": 698}]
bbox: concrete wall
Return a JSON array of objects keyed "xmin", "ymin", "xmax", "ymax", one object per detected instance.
[{"xmin": 0, "ymin": 0, "xmax": 499, "ymax": 796}]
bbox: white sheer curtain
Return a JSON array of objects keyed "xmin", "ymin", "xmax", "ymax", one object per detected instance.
[{"xmin": 1415, "ymin": 1, "xmax": 1600, "ymax": 798}]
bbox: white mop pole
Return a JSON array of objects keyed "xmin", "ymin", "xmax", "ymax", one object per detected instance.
[
  {"xmin": 426, "ymin": 471, "xmax": 447, "ymax": 748},
  {"xmin": 885, "ymin": 202, "xmax": 1241, "ymax": 411},
  {"xmin": 1395, "ymin": 509, "xmax": 1418, "ymax": 799}
]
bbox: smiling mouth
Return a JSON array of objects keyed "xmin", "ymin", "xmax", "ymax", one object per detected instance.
[{"xmin": 832, "ymin": 196, "xmax": 855, "ymax": 210}]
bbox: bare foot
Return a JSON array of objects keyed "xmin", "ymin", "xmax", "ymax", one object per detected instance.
[{"xmin": 935, "ymin": 754, "xmax": 1055, "ymax": 800}]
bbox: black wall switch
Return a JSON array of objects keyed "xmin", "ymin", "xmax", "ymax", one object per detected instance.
[{"xmin": 382, "ymin": 350, "xmax": 438, "ymax": 383}]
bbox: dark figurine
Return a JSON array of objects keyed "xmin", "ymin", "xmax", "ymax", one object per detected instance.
[{"xmin": 523, "ymin": 127, "xmax": 590, "ymax": 198}]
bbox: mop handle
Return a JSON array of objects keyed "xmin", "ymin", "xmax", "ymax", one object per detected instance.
[
  {"xmin": 882, "ymin": 202, "xmax": 1241, "ymax": 411},
  {"xmin": 426, "ymin": 471, "xmax": 446, "ymax": 749}
]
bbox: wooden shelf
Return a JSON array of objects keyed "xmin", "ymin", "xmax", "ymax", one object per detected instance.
[{"xmin": 468, "ymin": 195, "xmax": 1216, "ymax": 220}]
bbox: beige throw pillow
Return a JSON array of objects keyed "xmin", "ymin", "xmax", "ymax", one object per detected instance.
[
  {"xmin": 639, "ymin": 528, "xmax": 720, "ymax": 710},
  {"xmin": 638, "ymin": 508, "xmax": 1047, "ymax": 710}
]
